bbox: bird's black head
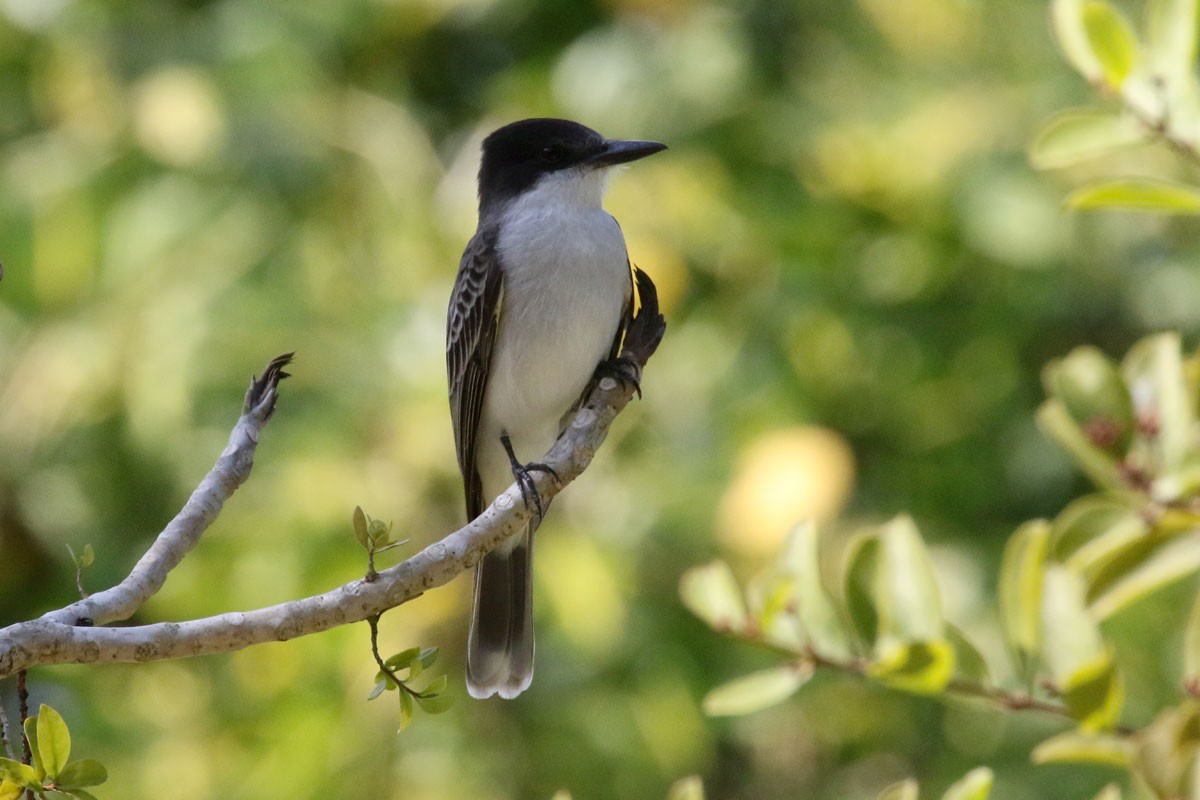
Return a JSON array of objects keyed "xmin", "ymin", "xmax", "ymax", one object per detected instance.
[{"xmin": 476, "ymin": 118, "xmax": 666, "ymax": 214}]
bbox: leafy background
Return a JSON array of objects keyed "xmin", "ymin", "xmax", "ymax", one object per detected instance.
[{"xmin": 0, "ymin": 0, "xmax": 1190, "ymax": 798}]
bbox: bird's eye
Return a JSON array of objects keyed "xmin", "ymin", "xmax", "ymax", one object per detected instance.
[{"xmin": 540, "ymin": 145, "xmax": 567, "ymax": 165}]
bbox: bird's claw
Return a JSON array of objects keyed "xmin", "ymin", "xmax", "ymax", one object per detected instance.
[{"xmin": 500, "ymin": 433, "xmax": 559, "ymax": 521}]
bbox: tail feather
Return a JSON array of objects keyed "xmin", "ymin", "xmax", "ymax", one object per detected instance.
[{"xmin": 467, "ymin": 529, "xmax": 534, "ymax": 699}]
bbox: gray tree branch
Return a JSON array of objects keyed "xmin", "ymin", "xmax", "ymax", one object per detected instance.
[{"xmin": 0, "ymin": 277, "xmax": 665, "ymax": 678}]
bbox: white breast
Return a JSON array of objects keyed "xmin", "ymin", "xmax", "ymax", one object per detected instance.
[{"xmin": 476, "ymin": 167, "xmax": 630, "ymax": 498}]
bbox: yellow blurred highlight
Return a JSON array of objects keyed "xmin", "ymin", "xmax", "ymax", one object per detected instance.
[
  {"xmin": 626, "ymin": 234, "xmax": 687, "ymax": 315},
  {"xmin": 809, "ymin": 88, "xmax": 1003, "ymax": 212},
  {"xmin": 785, "ymin": 311, "xmax": 860, "ymax": 391},
  {"xmin": 857, "ymin": 234, "xmax": 935, "ymax": 305},
  {"xmin": 718, "ymin": 427, "xmax": 856, "ymax": 556},
  {"xmin": 32, "ymin": 192, "xmax": 97, "ymax": 306},
  {"xmin": 231, "ymin": 641, "xmax": 304, "ymax": 700},
  {"xmin": 128, "ymin": 663, "xmax": 213, "ymax": 727},
  {"xmin": 39, "ymin": 39, "xmax": 122, "ymax": 144},
  {"xmin": 0, "ymin": 323, "xmax": 117, "ymax": 461},
  {"xmin": 277, "ymin": 456, "xmax": 371, "ymax": 528},
  {"xmin": 139, "ymin": 738, "xmax": 214, "ymax": 800},
  {"xmin": 857, "ymin": 0, "xmax": 973, "ymax": 59},
  {"xmin": 133, "ymin": 67, "xmax": 226, "ymax": 166},
  {"xmin": 632, "ymin": 671, "xmax": 711, "ymax": 775},
  {"xmin": 538, "ymin": 531, "xmax": 626, "ymax": 652}
]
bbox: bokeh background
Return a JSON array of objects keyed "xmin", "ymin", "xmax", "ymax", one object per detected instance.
[{"xmin": 0, "ymin": 0, "xmax": 1191, "ymax": 798}]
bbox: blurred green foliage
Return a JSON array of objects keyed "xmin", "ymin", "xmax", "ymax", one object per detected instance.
[{"xmin": 2, "ymin": 0, "xmax": 1198, "ymax": 798}]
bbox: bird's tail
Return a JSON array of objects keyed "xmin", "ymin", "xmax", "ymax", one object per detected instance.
[{"xmin": 466, "ymin": 525, "xmax": 535, "ymax": 699}]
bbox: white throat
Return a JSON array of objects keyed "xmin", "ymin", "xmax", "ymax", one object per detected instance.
[{"xmin": 512, "ymin": 166, "xmax": 612, "ymax": 213}]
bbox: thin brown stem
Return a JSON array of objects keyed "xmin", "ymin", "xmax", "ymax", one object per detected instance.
[
  {"xmin": 728, "ymin": 629, "xmax": 1138, "ymax": 736},
  {"xmin": 366, "ymin": 615, "xmax": 420, "ymax": 700},
  {"xmin": 16, "ymin": 671, "xmax": 28, "ymax": 766},
  {"xmin": 0, "ymin": 694, "xmax": 13, "ymax": 760}
]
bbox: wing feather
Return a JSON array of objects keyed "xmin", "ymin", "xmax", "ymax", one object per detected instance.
[{"xmin": 447, "ymin": 226, "xmax": 505, "ymax": 520}]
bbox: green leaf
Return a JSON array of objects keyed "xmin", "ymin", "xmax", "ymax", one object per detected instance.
[
  {"xmin": 414, "ymin": 692, "xmax": 455, "ymax": 714},
  {"xmin": 1088, "ymin": 534, "xmax": 1200, "ymax": 619},
  {"xmin": 744, "ymin": 568, "xmax": 804, "ymax": 651},
  {"xmin": 701, "ymin": 664, "xmax": 813, "ymax": 717},
  {"xmin": 666, "ymin": 776, "xmax": 705, "ymax": 800},
  {"xmin": 842, "ymin": 531, "xmax": 881, "ymax": 645},
  {"xmin": 352, "ymin": 506, "xmax": 369, "ymax": 549},
  {"xmin": 873, "ymin": 515, "xmax": 944, "ymax": 645},
  {"xmin": 1146, "ymin": 0, "xmax": 1198, "ymax": 82},
  {"xmin": 1185, "ymin": 592, "xmax": 1200, "ymax": 680},
  {"xmin": 0, "ymin": 759, "xmax": 38, "ymax": 789},
  {"xmin": 1036, "ymin": 401, "xmax": 1123, "ymax": 489},
  {"xmin": 1062, "ymin": 652, "xmax": 1125, "ymax": 732},
  {"xmin": 868, "ymin": 638, "xmax": 956, "ymax": 694},
  {"xmin": 420, "ymin": 674, "xmax": 448, "ymax": 696},
  {"xmin": 1039, "ymin": 567, "xmax": 1104, "ymax": 675},
  {"xmin": 1082, "ymin": 1, "xmax": 1140, "ymax": 87},
  {"xmin": 69, "ymin": 788, "xmax": 101, "ymax": 800},
  {"xmin": 1045, "ymin": 345, "xmax": 1135, "ymax": 455},
  {"xmin": 679, "ymin": 561, "xmax": 748, "ymax": 633},
  {"xmin": 1066, "ymin": 178, "xmax": 1200, "ymax": 213},
  {"xmin": 1053, "ymin": 0, "xmax": 1107, "ymax": 83},
  {"xmin": 367, "ymin": 517, "xmax": 393, "ymax": 546},
  {"xmin": 397, "ymin": 689, "xmax": 414, "ymax": 732},
  {"xmin": 367, "ymin": 678, "xmax": 389, "ymax": 701},
  {"xmin": 877, "ymin": 779, "xmax": 919, "ymax": 800},
  {"xmin": 1134, "ymin": 702, "xmax": 1200, "ymax": 799},
  {"xmin": 1031, "ymin": 731, "xmax": 1135, "ymax": 766},
  {"xmin": 946, "ymin": 624, "xmax": 991, "ymax": 684},
  {"xmin": 1122, "ymin": 333, "xmax": 1194, "ymax": 476},
  {"xmin": 1030, "ymin": 109, "xmax": 1146, "ymax": 169},
  {"xmin": 80, "ymin": 544, "xmax": 94, "ymax": 568},
  {"xmin": 418, "ymin": 647, "xmax": 440, "ymax": 669},
  {"xmin": 998, "ymin": 519, "xmax": 1051, "ymax": 681},
  {"xmin": 384, "ymin": 647, "xmax": 420, "ymax": 672},
  {"xmin": 0, "ymin": 780, "xmax": 22, "ymax": 800},
  {"xmin": 37, "ymin": 704, "xmax": 71, "ymax": 779},
  {"xmin": 23, "ymin": 716, "xmax": 42, "ymax": 780},
  {"xmin": 785, "ymin": 522, "xmax": 854, "ymax": 658},
  {"xmin": 941, "ymin": 767, "xmax": 993, "ymax": 800},
  {"xmin": 1051, "ymin": 498, "xmax": 1146, "ymax": 575},
  {"xmin": 54, "ymin": 759, "xmax": 107, "ymax": 790}
]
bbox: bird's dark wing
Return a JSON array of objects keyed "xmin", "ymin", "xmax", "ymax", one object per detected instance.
[{"xmin": 447, "ymin": 226, "xmax": 504, "ymax": 520}]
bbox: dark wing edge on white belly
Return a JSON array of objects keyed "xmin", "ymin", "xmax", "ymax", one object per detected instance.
[{"xmin": 447, "ymin": 226, "xmax": 505, "ymax": 520}]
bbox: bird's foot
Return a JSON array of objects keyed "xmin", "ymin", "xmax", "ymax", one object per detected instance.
[{"xmin": 500, "ymin": 432, "xmax": 560, "ymax": 521}]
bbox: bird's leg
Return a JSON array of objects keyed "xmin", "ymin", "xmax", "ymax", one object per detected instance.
[
  {"xmin": 500, "ymin": 432, "xmax": 560, "ymax": 521},
  {"xmin": 593, "ymin": 356, "xmax": 642, "ymax": 398}
]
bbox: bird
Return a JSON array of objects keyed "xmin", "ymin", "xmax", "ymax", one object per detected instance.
[{"xmin": 446, "ymin": 118, "xmax": 666, "ymax": 699}]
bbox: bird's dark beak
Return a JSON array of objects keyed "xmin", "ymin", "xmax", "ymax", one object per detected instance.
[{"xmin": 588, "ymin": 139, "xmax": 667, "ymax": 168}]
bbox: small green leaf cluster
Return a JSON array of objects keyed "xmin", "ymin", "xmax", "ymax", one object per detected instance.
[
  {"xmin": 0, "ymin": 705, "xmax": 107, "ymax": 800},
  {"xmin": 368, "ymin": 646, "xmax": 453, "ymax": 732},
  {"xmin": 352, "ymin": 506, "xmax": 406, "ymax": 580},
  {"xmin": 683, "ymin": 333, "xmax": 1200, "ymax": 799},
  {"xmin": 64, "ymin": 544, "xmax": 93, "ymax": 571},
  {"xmin": 1033, "ymin": 0, "xmax": 1200, "ymax": 211},
  {"xmin": 682, "ymin": 514, "xmax": 968, "ymax": 717}
]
